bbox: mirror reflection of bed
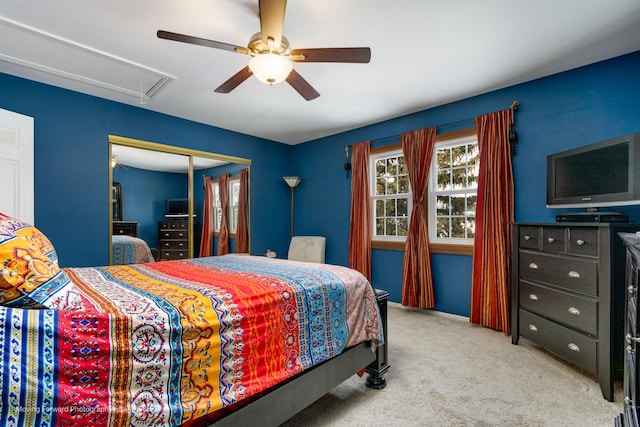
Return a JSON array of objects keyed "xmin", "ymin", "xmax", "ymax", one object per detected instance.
[{"xmin": 109, "ymin": 136, "xmax": 251, "ymax": 265}]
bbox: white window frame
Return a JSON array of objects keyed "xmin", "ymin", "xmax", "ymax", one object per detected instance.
[
  {"xmin": 370, "ymin": 148, "xmax": 413, "ymax": 242},
  {"xmin": 212, "ymin": 177, "xmax": 240, "ymax": 234},
  {"xmin": 428, "ymin": 134, "xmax": 479, "ymax": 245}
]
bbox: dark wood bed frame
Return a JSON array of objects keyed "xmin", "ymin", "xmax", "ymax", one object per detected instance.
[{"xmin": 209, "ymin": 289, "xmax": 390, "ymax": 426}]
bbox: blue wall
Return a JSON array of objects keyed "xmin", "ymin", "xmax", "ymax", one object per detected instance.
[
  {"xmin": 0, "ymin": 73, "xmax": 293, "ymax": 267},
  {"xmin": 293, "ymin": 51, "xmax": 640, "ymax": 316},
  {"xmin": 1, "ymin": 51, "xmax": 639, "ymax": 316}
]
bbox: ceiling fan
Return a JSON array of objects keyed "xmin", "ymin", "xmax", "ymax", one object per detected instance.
[{"xmin": 157, "ymin": 0, "xmax": 371, "ymax": 101}]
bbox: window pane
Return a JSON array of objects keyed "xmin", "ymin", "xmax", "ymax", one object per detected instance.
[
  {"xmin": 398, "ymin": 175, "xmax": 410, "ymax": 194},
  {"xmin": 398, "ymin": 156, "xmax": 408, "ymax": 174},
  {"xmin": 385, "ymin": 218, "xmax": 396, "ymax": 236},
  {"xmin": 215, "ymin": 207, "xmax": 222, "ymax": 230},
  {"xmin": 387, "ymin": 177, "xmax": 397, "ymax": 194},
  {"xmin": 467, "ymin": 195, "xmax": 477, "ymax": 214},
  {"xmin": 466, "ymin": 218, "xmax": 476, "ymax": 238},
  {"xmin": 376, "ymin": 218, "xmax": 385, "ymax": 236},
  {"xmin": 387, "ymin": 157, "xmax": 398, "ymax": 176},
  {"xmin": 451, "ymin": 145, "xmax": 466, "ymax": 166},
  {"xmin": 437, "ymin": 170, "xmax": 451, "ymax": 191},
  {"xmin": 397, "ymin": 218, "xmax": 408, "ymax": 236},
  {"xmin": 436, "ymin": 195, "xmax": 449, "ymax": 216},
  {"xmin": 451, "ymin": 218, "xmax": 466, "ymax": 238},
  {"xmin": 451, "ymin": 195, "xmax": 466, "ymax": 215},
  {"xmin": 376, "ymin": 178, "xmax": 386, "ymax": 196},
  {"xmin": 397, "ymin": 198, "xmax": 408, "ymax": 216},
  {"xmin": 375, "ymin": 199, "xmax": 385, "ymax": 217},
  {"xmin": 451, "ymin": 166, "xmax": 467, "ymax": 189},
  {"xmin": 437, "ymin": 148, "xmax": 450, "ymax": 169},
  {"xmin": 468, "ymin": 144, "xmax": 479, "ymax": 165},
  {"xmin": 376, "ymin": 159, "xmax": 386, "ymax": 177},
  {"xmin": 467, "ymin": 165, "xmax": 479, "ymax": 188},
  {"xmin": 385, "ymin": 199, "xmax": 396, "ymax": 217},
  {"xmin": 436, "ymin": 217, "xmax": 450, "ymax": 238}
]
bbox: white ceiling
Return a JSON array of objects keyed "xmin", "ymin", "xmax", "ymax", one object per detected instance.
[{"xmin": 1, "ymin": 0, "xmax": 639, "ymax": 145}]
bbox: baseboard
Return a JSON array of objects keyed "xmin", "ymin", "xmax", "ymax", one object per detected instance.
[{"xmin": 388, "ymin": 301, "xmax": 470, "ymax": 322}]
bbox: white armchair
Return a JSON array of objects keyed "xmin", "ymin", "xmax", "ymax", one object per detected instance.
[{"xmin": 287, "ymin": 236, "xmax": 326, "ymax": 263}]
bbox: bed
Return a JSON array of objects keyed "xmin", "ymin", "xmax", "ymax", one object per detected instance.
[
  {"xmin": 112, "ymin": 234, "xmax": 156, "ymax": 265},
  {"xmin": 0, "ymin": 212, "xmax": 386, "ymax": 426}
]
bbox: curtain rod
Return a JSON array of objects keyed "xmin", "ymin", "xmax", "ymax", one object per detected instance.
[{"xmin": 367, "ymin": 100, "xmax": 519, "ymax": 146}]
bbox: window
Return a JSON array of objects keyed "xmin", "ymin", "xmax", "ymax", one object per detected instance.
[
  {"xmin": 429, "ymin": 134, "xmax": 479, "ymax": 245},
  {"xmin": 369, "ymin": 129, "xmax": 478, "ymax": 254},
  {"xmin": 371, "ymin": 149, "xmax": 411, "ymax": 242},
  {"xmin": 212, "ymin": 178, "xmax": 240, "ymax": 234}
]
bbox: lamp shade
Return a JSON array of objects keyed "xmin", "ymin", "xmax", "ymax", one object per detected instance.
[
  {"xmin": 249, "ymin": 53, "xmax": 293, "ymax": 85},
  {"xmin": 283, "ymin": 176, "xmax": 301, "ymax": 188}
]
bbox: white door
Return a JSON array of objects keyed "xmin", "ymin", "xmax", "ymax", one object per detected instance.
[{"xmin": 0, "ymin": 108, "xmax": 34, "ymax": 224}]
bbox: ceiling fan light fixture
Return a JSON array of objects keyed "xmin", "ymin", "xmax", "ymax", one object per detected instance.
[{"xmin": 249, "ymin": 53, "xmax": 293, "ymax": 85}]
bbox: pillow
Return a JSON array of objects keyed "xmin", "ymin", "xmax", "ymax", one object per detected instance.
[{"xmin": 0, "ymin": 212, "xmax": 68, "ymax": 307}]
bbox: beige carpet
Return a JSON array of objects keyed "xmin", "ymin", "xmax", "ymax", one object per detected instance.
[{"xmin": 282, "ymin": 303, "xmax": 623, "ymax": 427}]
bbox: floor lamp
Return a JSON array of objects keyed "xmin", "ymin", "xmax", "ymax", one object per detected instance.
[{"xmin": 283, "ymin": 176, "xmax": 301, "ymax": 238}]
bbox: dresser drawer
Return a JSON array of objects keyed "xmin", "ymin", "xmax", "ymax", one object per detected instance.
[
  {"xmin": 519, "ymin": 226, "xmax": 540, "ymax": 250},
  {"xmin": 520, "ymin": 280, "xmax": 598, "ymax": 336},
  {"xmin": 159, "ymin": 229, "xmax": 188, "ymax": 240},
  {"xmin": 519, "ymin": 309, "xmax": 597, "ymax": 375},
  {"xmin": 519, "ymin": 250, "xmax": 597, "ymax": 296},
  {"xmin": 541, "ymin": 227, "xmax": 566, "ymax": 253},
  {"xmin": 160, "ymin": 250, "xmax": 188, "ymax": 260},
  {"xmin": 160, "ymin": 240, "xmax": 187, "ymax": 249},
  {"xmin": 568, "ymin": 228, "xmax": 598, "ymax": 258}
]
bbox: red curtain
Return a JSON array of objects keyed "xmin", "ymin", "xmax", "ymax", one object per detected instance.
[
  {"xmin": 348, "ymin": 141, "xmax": 372, "ymax": 281},
  {"xmin": 401, "ymin": 127, "xmax": 437, "ymax": 308},
  {"xmin": 217, "ymin": 173, "xmax": 230, "ymax": 256},
  {"xmin": 199, "ymin": 176, "xmax": 214, "ymax": 257},
  {"xmin": 236, "ymin": 168, "xmax": 249, "ymax": 253},
  {"xmin": 470, "ymin": 108, "xmax": 515, "ymax": 333}
]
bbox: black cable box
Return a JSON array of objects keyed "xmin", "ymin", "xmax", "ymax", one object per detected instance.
[{"xmin": 555, "ymin": 212, "xmax": 629, "ymax": 223}]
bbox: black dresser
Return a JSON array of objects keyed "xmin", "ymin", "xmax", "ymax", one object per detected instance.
[
  {"xmin": 616, "ymin": 233, "xmax": 640, "ymax": 425},
  {"xmin": 512, "ymin": 222, "xmax": 640, "ymax": 402},
  {"xmin": 158, "ymin": 220, "xmax": 189, "ymax": 260}
]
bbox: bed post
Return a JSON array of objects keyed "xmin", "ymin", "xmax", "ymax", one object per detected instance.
[{"xmin": 365, "ymin": 288, "xmax": 390, "ymax": 389}]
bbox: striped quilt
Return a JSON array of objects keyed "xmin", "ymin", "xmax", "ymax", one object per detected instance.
[{"xmin": 0, "ymin": 255, "xmax": 381, "ymax": 426}]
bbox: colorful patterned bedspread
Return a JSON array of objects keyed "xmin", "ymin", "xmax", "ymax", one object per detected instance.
[
  {"xmin": 0, "ymin": 255, "xmax": 381, "ymax": 426},
  {"xmin": 111, "ymin": 235, "xmax": 155, "ymax": 265}
]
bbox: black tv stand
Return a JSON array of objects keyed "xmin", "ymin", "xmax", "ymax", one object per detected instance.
[{"xmin": 556, "ymin": 211, "xmax": 629, "ymax": 223}]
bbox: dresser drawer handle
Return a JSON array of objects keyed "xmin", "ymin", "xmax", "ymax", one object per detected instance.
[
  {"xmin": 528, "ymin": 263, "xmax": 539, "ymax": 270},
  {"xmin": 568, "ymin": 307, "xmax": 580, "ymax": 316},
  {"xmin": 164, "ymin": 243, "xmax": 170, "ymax": 247},
  {"xmin": 568, "ymin": 343, "xmax": 580, "ymax": 352},
  {"xmin": 178, "ymin": 233, "xmax": 184, "ymax": 237},
  {"xmin": 528, "ymin": 294, "xmax": 538, "ymax": 301},
  {"xmin": 523, "ymin": 235, "xmax": 532, "ymax": 241},
  {"xmin": 528, "ymin": 324, "xmax": 538, "ymax": 332},
  {"xmin": 568, "ymin": 271, "xmax": 580, "ymax": 279},
  {"xmin": 547, "ymin": 237, "xmax": 555, "ymax": 243},
  {"xmin": 576, "ymin": 239, "xmax": 585, "ymax": 246}
]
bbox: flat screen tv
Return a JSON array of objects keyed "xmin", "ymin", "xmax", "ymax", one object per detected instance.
[
  {"xmin": 165, "ymin": 198, "xmax": 189, "ymax": 218},
  {"xmin": 547, "ymin": 131, "xmax": 640, "ymax": 209}
]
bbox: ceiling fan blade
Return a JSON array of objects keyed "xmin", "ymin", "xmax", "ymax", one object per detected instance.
[
  {"xmin": 286, "ymin": 69, "xmax": 320, "ymax": 101},
  {"xmin": 290, "ymin": 47, "xmax": 371, "ymax": 63},
  {"xmin": 259, "ymin": 0, "xmax": 287, "ymax": 47},
  {"xmin": 157, "ymin": 30, "xmax": 247, "ymax": 54},
  {"xmin": 214, "ymin": 67, "xmax": 254, "ymax": 93}
]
